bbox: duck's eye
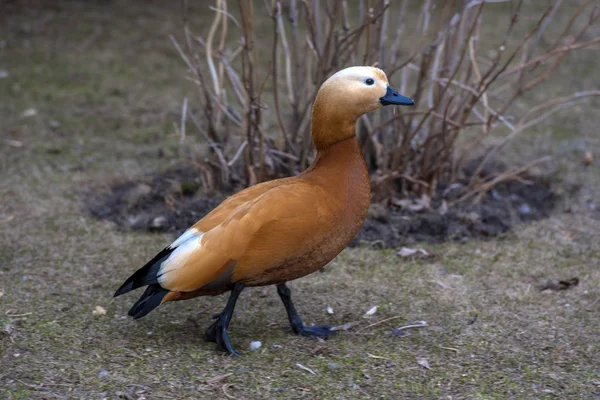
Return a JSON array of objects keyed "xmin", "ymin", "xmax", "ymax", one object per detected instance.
[{"xmin": 365, "ymin": 78, "xmax": 375, "ymax": 86}]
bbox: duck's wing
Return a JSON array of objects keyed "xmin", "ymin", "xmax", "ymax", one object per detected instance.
[
  {"xmin": 157, "ymin": 181, "xmax": 335, "ymax": 291},
  {"xmin": 114, "ymin": 180, "xmax": 335, "ymax": 316},
  {"xmin": 192, "ymin": 177, "xmax": 291, "ymax": 232}
]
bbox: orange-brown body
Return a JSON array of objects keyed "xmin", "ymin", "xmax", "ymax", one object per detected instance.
[{"xmin": 164, "ymin": 136, "xmax": 370, "ymax": 302}]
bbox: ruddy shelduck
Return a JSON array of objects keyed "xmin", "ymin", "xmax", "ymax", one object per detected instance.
[{"xmin": 115, "ymin": 66, "xmax": 414, "ymax": 355}]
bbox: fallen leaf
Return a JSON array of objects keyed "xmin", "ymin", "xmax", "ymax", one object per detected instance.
[
  {"xmin": 3, "ymin": 323, "xmax": 16, "ymax": 342},
  {"xmin": 330, "ymin": 321, "xmax": 360, "ymax": 331},
  {"xmin": 438, "ymin": 200, "xmax": 448, "ymax": 215},
  {"xmin": 5, "ymin": 140, "xmax": 23, "ymax": 148},
  {"xmin": 561, "ymin": 231, "xmax": 575, "ymax": 241},
  {"xmin": 392, "ymin": 194, "xmax": 431, "ymax": 212},
  {"xmin": 311, "ymin": 346, "xmax": 330, "ymax": 356},
  {"xmin": 391, "ymin": 328, "xmax": 407, "ymax": 337},
  {"xmin": 416, "ymin": 358, "xmax": 430, "ymax": 370},
  {"xmin": 364, "ymin": 306, "xmax": 378, "ymax": 316},
  {"xmin": 92, "ymin": 306, "xmax": 106, "ymax": 316},
  {"xmin": 206, "ymin": 373, "xmax": 232, "ymax": 385},
  {"xmin": 539, "ymin": 277, "xmax": 579, "ymax": 291},
  {"xmin": 391, "ymin": 320, "xmax": 428, "ymax": 336},
  {"xmin": 397, "ymin": 247, "xmax": 430, "ymax": 258},
  {"xmin": 583, "ymin": 151, "xmax": 593, "ymax": 166},
  {"xmin": 21, "ymin": 108, "xmax": 37, "ymax": 118},
  {"xmin": 439, "ymin": 346, "xmax": 459, "ymax": 353},
  {"xmin": 296, "ymin": 363, "xmax": 316, "ymax": 375}
]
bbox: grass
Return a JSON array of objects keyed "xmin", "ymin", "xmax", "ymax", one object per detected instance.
[{"xmin": 1, "ymin": 1, "xmax": 600, "ymax": 399}]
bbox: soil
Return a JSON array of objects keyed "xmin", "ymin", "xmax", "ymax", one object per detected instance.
[{"xmin": 86, "ymin": 162, "xmax": 557, "ymax": 247}]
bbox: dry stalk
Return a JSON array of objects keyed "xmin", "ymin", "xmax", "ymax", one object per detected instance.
[{"xmin": 175, "ymin": 0, "xmax": 598, "ymax": 205}]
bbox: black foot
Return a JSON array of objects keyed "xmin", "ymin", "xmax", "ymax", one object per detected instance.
[
  {"xmin": 296, "ymin": 324, "xmax": 333, "ymax": 338},
  {"xmin": 203, "ymin": 282, "xmax": 244, "ymax": 356},
  {"xmin": 204, "ymin": 315, "xmax": 240, "ymax": 356},
  {"xmin": 276, "ymin": 283, "xmax": 335, "ymax": 339}
]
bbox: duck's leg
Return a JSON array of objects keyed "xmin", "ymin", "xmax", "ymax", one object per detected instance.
[
  {"xmin": 204, "ymin": 282, "xmax": 245, "ymax": 356},
  {"xmin": 276, "ymin": 283, "xmax": 333, "ymax": 338}
]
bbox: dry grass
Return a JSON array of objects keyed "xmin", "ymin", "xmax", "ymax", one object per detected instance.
[{"xmin": 1, "ymin": 1, "xmax": 600, "ymax": 399}]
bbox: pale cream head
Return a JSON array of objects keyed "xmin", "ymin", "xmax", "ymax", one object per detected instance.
[
  {"xmin": 317, "ymin": 66, "xmax": 391, "ymax": 119},
  {"xmin": 311, "ymin": 66, "xmax": 414, "ymax": 150}
]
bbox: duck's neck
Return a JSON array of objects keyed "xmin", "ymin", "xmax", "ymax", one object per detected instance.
[
  {"xmin": 304, "ymin": 96, "xmax": 370, "ymax": 208},
  {"xmin": 303, "ymin": 136, "xmax": 371, "ymax": 235},
  {"xmin": 310, "ymin": 94, "xmax": 357, "ymax": 151},
  {"xmin": 304, "ymin": 136, "xmax": 370, "ymax": 204}
]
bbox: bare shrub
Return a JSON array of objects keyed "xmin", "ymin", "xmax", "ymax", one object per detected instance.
[{"xmin": 172, "ymin": 0, "xmax": 600, "ymax": 207}]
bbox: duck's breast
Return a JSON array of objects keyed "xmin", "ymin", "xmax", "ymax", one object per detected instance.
[{"xmin": 236, "ymin": 138, "xmax": 371, "ymax": 286}]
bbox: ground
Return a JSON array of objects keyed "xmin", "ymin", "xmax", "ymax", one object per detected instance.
[{"xmin": 1, "ymin": 1, "xmax": 599, "ymax": 399}]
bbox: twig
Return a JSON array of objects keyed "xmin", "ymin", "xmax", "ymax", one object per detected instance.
[
  {"xmin": 179, "ymin": 97, "xmax": 188, "ymax": 155},
  {"xmin": 456, "ymin": 156, "xmax": 551, "ymax": 205},
  {"xmin": 357, "ymin": 317, "xmax": 426, "ymax": 333}
]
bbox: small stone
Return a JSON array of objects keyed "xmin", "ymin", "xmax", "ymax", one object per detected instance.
[
  {"xmin": 271, "ymin": 344, "xmax": 282, "ymax": 349},
  {"xmin": 49, "ymin": 120, "xmax": 61, "ymax": 129},
  {"xmin": 98, "ymin": 369, "xmax": 109, "ymax": 379},
  {"xmin": 391, "ymin": 328, "xmax": 406, "ymax": 337},
  {"xmin": 150, "ymin": 216, "xmax": 168, "ymax": 229},
  {"xmin": 92, "ymin": 306, "xmax": 106, "ymax": 316},
  {"xmin": 0, "ymin": 70, "xmax": 8, "ymax": 78},
  {"xmin": 249, "ymin": 341, "xmax": 262, "ymax": 351},
  {"xmin": 518, "ymin": 203, "xmax": 532, "ymax": 215},
  {"xmin": 491, "ymin": 189, "xmax": 503, "ymax": 200},
  {"xmin": 327, "ymin": 362, "xmax": 339, "ymax": 370}
]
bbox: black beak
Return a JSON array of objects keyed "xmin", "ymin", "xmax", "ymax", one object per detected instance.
[{"xmin": 380, "ymin": 86, "xmax": 414, "ymax": 106}]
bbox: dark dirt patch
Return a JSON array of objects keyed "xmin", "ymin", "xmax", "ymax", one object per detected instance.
[
  {"xmin": 354, "ymin": 178, "xmax": 555, "ymax": 247},
  {"xmin": 86, "ymin": 163, "xmax": 556, "ymax": 247},
  {"xmin": 86, "ymin": 165, "xmax": 229, "ymax": 232}
]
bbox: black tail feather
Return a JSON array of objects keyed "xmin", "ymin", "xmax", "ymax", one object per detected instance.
[
  {"xmin": 114, "ymin": 246, "xmax": 174, "ymax": 297},
  {"xmin": 128, "ymin": 284, "xmax": 169, "ymax": 319}
]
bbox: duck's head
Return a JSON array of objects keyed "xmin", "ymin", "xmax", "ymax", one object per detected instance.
[{"xmin": 312, "ymin": 66, "xmax": 414, "ymax": 150}]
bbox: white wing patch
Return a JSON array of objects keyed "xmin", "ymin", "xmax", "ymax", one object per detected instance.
[
  {"xmin": 169, "ymin": 228, "xmax": 201, "ymax": 249},
  {"xmin": 158, "ymin": 229, "xmax": 205, "ymax": 285}
]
